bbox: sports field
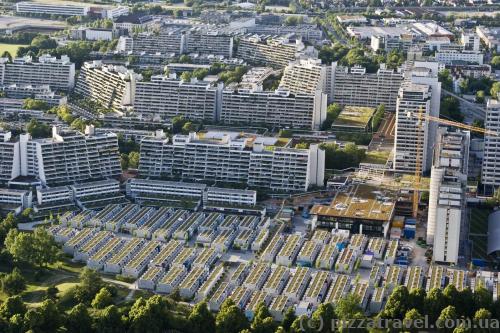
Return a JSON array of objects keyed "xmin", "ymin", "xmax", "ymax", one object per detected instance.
[{"xmin": 0, "ymin": 43, "xmax": 27, "ymax": 57}]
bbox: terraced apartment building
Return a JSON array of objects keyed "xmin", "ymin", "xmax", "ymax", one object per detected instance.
[{"xmin": 138, "ymin": 131, "xmax": 325, "ymax": 193}]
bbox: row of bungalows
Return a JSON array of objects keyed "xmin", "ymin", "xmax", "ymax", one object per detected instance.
[
  {"xmin": 209, "ymin": 282, "xmax": 234, "ymax": 311},
  {"xmin": 351, "ymin": 281, "xmax": 370, "ymax": 310},
  {"xmin": 137, "ymin": 266, "xmax": 164, "ymax": 290},
  {"xmin": 238, "ymin": 215, "xmax": 259, "ymax": 231},
  {"xmin": 122, "ymin": 240, "xmax": 162, "ymax": 278},
  {"xmin": 63, "ymin": 227, "xmax": 97, "ymax": 254},
  {"xmin": 303, "ymin": 270, "xmax": 331, "ymax": 306},
  {"xmin": 384, "ymin": 239, "xmax": 398, "ymax": 265},
  {"xmin": 50, "ymin": 226, "xmax": 78, "ymax": 243},
  {"xmin": 335, "ymin": 247, "xmax": 357, "ymax": 274},
  {"xmin": 192, "ymin": 248, "xmax": 219, "ymax": 269},
  {"xmin": 196, "ymin": 230, "xmax": 217, "ymax": 246},
  {"xmin": 471, "ymin": 271, "xmax": 496, "ymax": 292},
  {"xmin": 157, "ymin": 266, "xmax": 187, "ymax": 294},
  {"xmin": 426, "ymin": 265, "xmax": 446, "ymax": 291},
  {"xmin": 366, "ymin": 237, "xmax": 386, "ymax": 260},
  {"xmin": 233, "ymin": 229, "xmax": 256, "ymax": 250},
  {"xmin": 196, "ymin": 263, "xmax": 225, "ymax": 301},
  {"xmin": 263, "ymin": 265, "xmax": 290, "ymax": 296},
  {"xmin": 404, "ymin": 266, "xmax": 424, "ymax": 291},
  {"xmin": 198, "ymin": 213, "xmax": 224, "ymax": 232},
  {"xmin": 230, "ymin": 286, "xmax": 252, "ymax": 309},
  {"xmin": 59, "ymin": 211, "xmax": 76, "ymax": 225},
  {"xmin": 149, "ymin": 240, "xmax": 184, "ymax": 269},
  {"xmin": 311, "ymin": 229, "xmax": 331, "ymax": 245},
  {"xmin": 244, "ymin": 263, "xmax": 271, "ymax": 291},
  {"xmin": 88, "ymin": 204, "xmax": 122, "ymax": 227},
  {"xmin": 87, "ymin": 237, "xmax": 125, "ymax": 270},
  {"xmin": 152, "ymin": 210, "xmax": 190, "ymax": 241},
  {"xmin": 134, "ymin": 207, "xmax": 174, "ymax": 239},
  {"xmin": 261, "ymin": 230, "xmax": 285, "ymax": 263},
  {"xmin": 369, "ymin": 265, "xmax": 384, "ymax": 287},
  {"xmin": 245, "ymin": 291, "xmax": 271, "ymax": 320},
  {"xmin": 251, "ymin": 227, "xmax": 270, "ymax": 252},
  {"xmin": 283, "ymin": 267, "xmax": 311, "ymax": 303},
  {"xmin": 172, "ymin": 247, "xmax": 197, "ymax": 269},
  {"xmin": 179, "ymin": 266, "xmax": 209, "ymax": 299},
  {"xmin": 384, "ymin": 265, "xmax": 405, "ymax": 291},
  {"xmin": 269, "ymin": 295, "xmax": 291, "ymax": 322},
  {"xmin": 74, "ymin": 231, "xmax": 114, "ymax": 261},
  {"xmin": 219, "ymin": 215, "xmax": 239, "ymax": 231},
  {"xmin": 173, "ymin": 212, "xmax": 204, "ymax": 240},
  {"xmin": 369, "ymin": 286, "xmax": 385, "ymax": 313},
  {"xmin": 447, "ymin": 268, "xmax": 467, "ymax": 291},
  {"xmin": 349, "ymin": 234, "xmax": 368, "ymax": 253},
  {"xmin": 104, "ymin": 238, "xmax": 145, "ymax": 274},
  {"xmin": 296, "ymin": 240, "xmax": 321, "ymax": 267},
  {"xmin": 276, "ymin": 234, "xmax": 304, "ymax": 267},
  {"xmin": 66, "ymin": 210, "xmax": 96, "ymax": 228},
  {"xmin": 330, "ymin": 231, "xmax": 349, "ymax": 248},
  {"xmin": 315, "ymin": 244, "xmax": 338, "ymax": 270},
  {"xmin": 211, "ymin": 229, "xmax": 237, "ymax": 253},
  {"xmin": 230, "ymin": 263, "xmax": 251, "ymax": 287},
  {"xmin": 104, "ymin": 204, "xmax": 141, "ymax": 232},
  {"xmin": 122, "ymin": 206, "xmax": 156, "ymax": 233},
  {"xmin": 325, "ymin": 274, "xmax": 351, "ymax": 304}
]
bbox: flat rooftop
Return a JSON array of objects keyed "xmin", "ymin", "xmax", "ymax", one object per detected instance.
[
  {"xmin": 310, "ymin": 184, "xmax": 395, "ymax": 221},
  {"xmin": 0, "ymin": 15, "xmax": 67, "ymax": 30},
  {"xmin": 333, "ymin": 106, "xmax": 375, "ymax": 129}
]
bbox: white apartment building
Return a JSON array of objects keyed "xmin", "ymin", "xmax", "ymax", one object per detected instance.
[
  {"xmin": 0, "ymin": 126, "xmax": 121, "ymax": 186},
  {"xmin": 279, "ymin": 58, "xmax": 326, "ymax": 95},
  {"xmin": 246, "ymin": 24, "xmax": 323, "ymax": 42},
  {"xmin": 393, "ymin": 83, "xmax": 433, "ymax": 174},
  {"xmin": 117, "ymin": 27, "xmax": 184, "ymax": 55},
  {"xmin": 461, "ymin": 31, "xmax": 480, "ymax": 51},
  {"xmin": 220, "ymin": 87, "xmax": 327, "ymax": 130},
  {"xmin": 236, "ymin": 34, "xmax": 305, "ymax": 68},
  {"xmin": 75, "ymin": 61, "xmax": 140, "ymax": 112},
  {"xmin": 139, "ymin": 132, "xmax": 324, "ymax": 192},
  {"xmin": 0, "ymin": 188, "xmax": 32, "ymax": 213},
  {"xmin": 0, "ymin": 131, "xmax": 20, "ymax": 183},
  {"xmin": 185, "ymin": 30, "xmax": 234, "ymax": 58},
  {"xmin": 476, "ymin": 26, "xmax": 500, "ymax": 52},
  {"xmin": 427, "ymin": 128, "xmax": 469, "ymax": 264},
  {"xmin": 481, "ymin": 99, "xmax": 500, "ymax": 190},
  {"xmin": 0, "ymin": 55, "xmax": 75, "ymax": 91},
  {"xmin": 134, "ymin": 74, "xmax": 221, "ymax": 121},
  {"xmin": 16, "ymin": 1, "xmax": 90, "ymax": 16},
  {"xmin": 435, "ymin": 50, "xmax": 484, "ymax": 65},
  {"xmin": 126, "ymin": 178, "xmax": 206, "ymax": 200},
  {"xmin": 328, "ymin": 64, "xmax": 404, "ymax": 111}
]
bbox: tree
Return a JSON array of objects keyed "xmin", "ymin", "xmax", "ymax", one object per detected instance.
[
  {"xmin": 409, "ymin": 288, "xmax": 426, "ymax": 313},
  {"xmin": 1, "ymin": 51, "xmax": 12, "ymax": 62},
  {"xmin": 0, "ymin": 296, "xmax": 27, "ymax": 320},
  {"xmin": 476, "ymin": 90, "xmax": 485, "ymax": 103},
  {"xmin": 215, "ymin": 299, "xmax": 249, "ymax": 333},
  {"xmin": 92, "ymin": 288, "xmax": 113, "ymax": 309},
  {"xmin": 322, "ymin": 103, "xmax": 342, "ymax": 129},
  {"xmin": 372, "ymin": 104, "xmax": 385, "ymax": 131},
  {"xmin": 5, "ymin": 228, "xmax": 59, "ymax": 268},
  {"xmin": 473, "ymin": 286, "xmax": 493, "ymax": 313},
  {"xmin": 65, "ymin": 303, "xmax": 93, "ymax": 333},
  {"xmin": 172, "ymin": 115, "xmax": 188, "ymax": 134},
  {"xmin": 128, "ymin": 151, "xmax": 140, "ymax": 169},
  {"xmin": 73, "ymin": 268, "xmax": 105, "ymax": 304},
  {"xmin": 438, "ymin": 69, "xmax": 453, "ymax": 91},
  {"xmin": 45, "ymin": 286, "xmax": 58, "ymax": 301},
  {"xmin": 404, "ymin": 308, "xmax": 424, "ymax": 332},
  {"xmin": 425, "ymin": 288, "xmax": 448, "ymax": 322},
  {"xmin": 182, "ymin": 122, "xmax": 197, "ymax": 134},
  {"xmin": 1, "ymin": 267, "xmax": 26, "ymax": 296},
  {"xmin": 281, "ymin": 307, "xmax": 296, "ymax": 332},
  {"xmin": 251, "ymin": 302, "xmax": 275, "ymax": 333},
  {"xmin": 381, "ymin": 286, "xmax": 410, "ymax": 319},
  {"xmin": 437, "ymin": 305, "xmax": 457, "ymax": 332},
  {"xmin": 23, "ymin": 98, "xmax": 49, "ymax": 111},
  {"xmin": 179, "ymin": 55, "xmax": 192, "ymax": 63},
  {"xmin": 24, "ymin": 299, "xmax": 61, "ymax": 332},
  {"xmin": 93, "ymin": 305, "xmax": 124, "ymax": 333},
  {"xmin": 440, "ymin": 96, "xmax": 463, "ymax": 122},
  {"xmin": 492, "ymin": 56, "xmax": 500, "ymax": 69},
  {"xmin": 188, "ymin": 301, "xmax": 215, "ymax": 333},
  {"xmin": 129, "ymin": 296, "xmax": 169, "ymax": 333},
  {"xmin": 335, "ymin": 294, "xmax": 364, "ymax": 321},
  {"xmin": 0, "ymin": 213, "xmax": 17, "ymax": 245},
  {"xmin": 26, "ymin": 119, "xmax": 51, "ymax": 139},
  {"xmin": 311, "ymin": 303, "xmax": 335, "ymax": 333},
  {"xmin": 120, "ymin": 153, "xmax": 129, "ymax": 170},
  {"xmin": 491, "ymin": 82, "xmax": 500, "ymax": 99}
]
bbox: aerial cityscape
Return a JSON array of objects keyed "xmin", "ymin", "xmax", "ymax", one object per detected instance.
[{"xmin": 0, "ymin": 0, "xmax": 499, "ymax": 331}]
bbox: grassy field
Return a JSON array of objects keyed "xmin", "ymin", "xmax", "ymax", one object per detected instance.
[
  {"xmin": 0, "ymin": 43, "xmax": 27, "ymax": 57},
  {"xmin": 469, "ymin": 208, "xmax": 490, "ymax": 235},
  {"xmin": 362, "ymin": 150, "xmax": 390, "ymax": 165}
]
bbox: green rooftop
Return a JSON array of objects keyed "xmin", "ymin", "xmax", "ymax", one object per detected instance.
[{"xmin": 333, "ymin": 106, "xmax": 375, "ymax": 130}]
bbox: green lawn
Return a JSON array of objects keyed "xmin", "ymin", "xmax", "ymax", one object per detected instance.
[
  {"xmin": 0, "ymin": 43, "xmax": 27, "ymax": 57},
  {"xmin": 362, "ymin": 150, "xmax": 390, "ymax": 165}
]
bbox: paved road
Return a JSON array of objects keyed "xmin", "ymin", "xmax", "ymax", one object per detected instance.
[{"xmin": 442, "ymin": 89, "xmax": 486, "ymax": 122}]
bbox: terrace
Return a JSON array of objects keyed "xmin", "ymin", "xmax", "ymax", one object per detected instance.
[
  {"xmin": 157, "ymin": 266, "xmax": 187, "ymax": 294},
  {"xmin": 150, "ymin": 240, "xmax": 183, "ymax": 268},
  {"xmin": 230, "ymin": 286, "xmax": 252, "ymax": 309},
  {"xmin": 251, "ymin": 228, "xmax": 270, "ymax": 252},
  {"xmin": 122, "ymin": 241, "xmax": 162, "ymax": 277},
  {"xmin": 106, "ymin": 238, "xmax": 144, "ymax": 266},
  {"xmin": 75, "ymin": 231, "xmax": 113, "ymax": 261},
  {"xmin": 303, "ymin": 271, "xmax": 331, "ymax": 304},
  {"xmin": 192, "ymin": 248, "xmax": 218, "ymax": 269},
  {"xmin": 209, "ymin": 282, "xmax": 233, "ymax": 311},
  {"xmin": 269, "ymin": 295, "xmax": 290, "ymax": 321},
  {"xmin": 123, "ymin": 207, "xmax": 155, "ymax": 232},
  {"xmin": 335, "ymin": 247, "xmax": 356, "ymax": 273},
  {"xmin": 447, "ymin": 268, "xmax": 467, "ymax": 292},
  {"xmin": 426, "ymin": 265, "xmax": 445, "ymax": 291},
  {"xmin": 283, "ymin": 267, "xmax": 311, "ymax": 302},
  {"xmin": 366, "ymin": 237, "xmax": 386, "ymax": 259},
  {"xmin": 316, "ymin": 244, "xmax": 337, "ymax": 270},
  {"xmin": 332, "ymin": 106, "xmax": 375, "ymax": 132},
  {"xmin": 405, "ymin": 266, "xmax": 423, "ymax": 291},
  {"xmin": 352, "ymin": 281, "xmax": 370, "ymax": 309},
  {"xmin": 238, "ymin": 215, "xmax": 259, "ymax": 230},
  {"xmin": 276, "ymin": 234, "xmax": 303, "ymax": 266},
  {"xmin": 179, "ymin": 267, "xmax": 208, "ymax": 298},
  {"xmin": 369, "ymin": 265, "xmax": 383, "ymax": 287},
  {"xmin": 263, "ymin": 266, "xmax": 290, "ymax": 296},
  {"xmin": 212, "ymin": 229, "xmax": 236, "ymax": 253},
  {"xmin": 152, "ymin": 210, "xmax": 190, "ymax": 241},
  {"xmin": 199, "ymin": 213, "xmax": 223, "ymax": 232},
  {"xmin": 197, "ymin": 264, "xmax": 225, "ymax": 301},
  {"xmin": 219, "ymin": 215, "xmax": 239, "ymax": 230},
  {"xmin": 172, "ymin": 247, "xmax": 196, "ymax": 268},
  {"xmin": 89, "ymin": 237, "xmax": 123, "ymax": 264},
  {"xmin": 245, "ymin": 291, "xmax": 270, "ymax": 319},
  {"xmin": 296, "ymin": 240, "xmax": 321, "ymax": 267},
  {"xmin": 384, "ymin": 265, "xmax": 404, "ymax": 290},
  {"xmin": 325, "ymin": 274, "xmax": 350, "ymax": 304},
  {"xmin": 105, "ymin": 204, "xmax": 141, "ymax": 231},
  {"xmin": 173, "ymin": 212, "xmax": 204, "ymax": 240},
  {"xmin": 311, "ymin": 230, "xmax": 331, "ymax": 245},
  {"xmin": 233, "ymin": 229, "xmax": 256, "ymax": 250},
  {"xmin": 230, "ymin": 263, "xmax": 250, "ymax": 287},
  {"xmin": 135, "ymin": 207, "xmax": 173, "ymax": 238},
  {"xmin": 244, "ymin": 263, "xmax": 271, "ymax": 291},
  {"xmin": 384, "ymin": 240, "xmax": 398, "ymax": 265}
]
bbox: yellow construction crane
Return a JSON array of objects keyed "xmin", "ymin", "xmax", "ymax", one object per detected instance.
[{"xmin": 411, "ymin": 111, "xmax": 496, "ymax": 218}]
